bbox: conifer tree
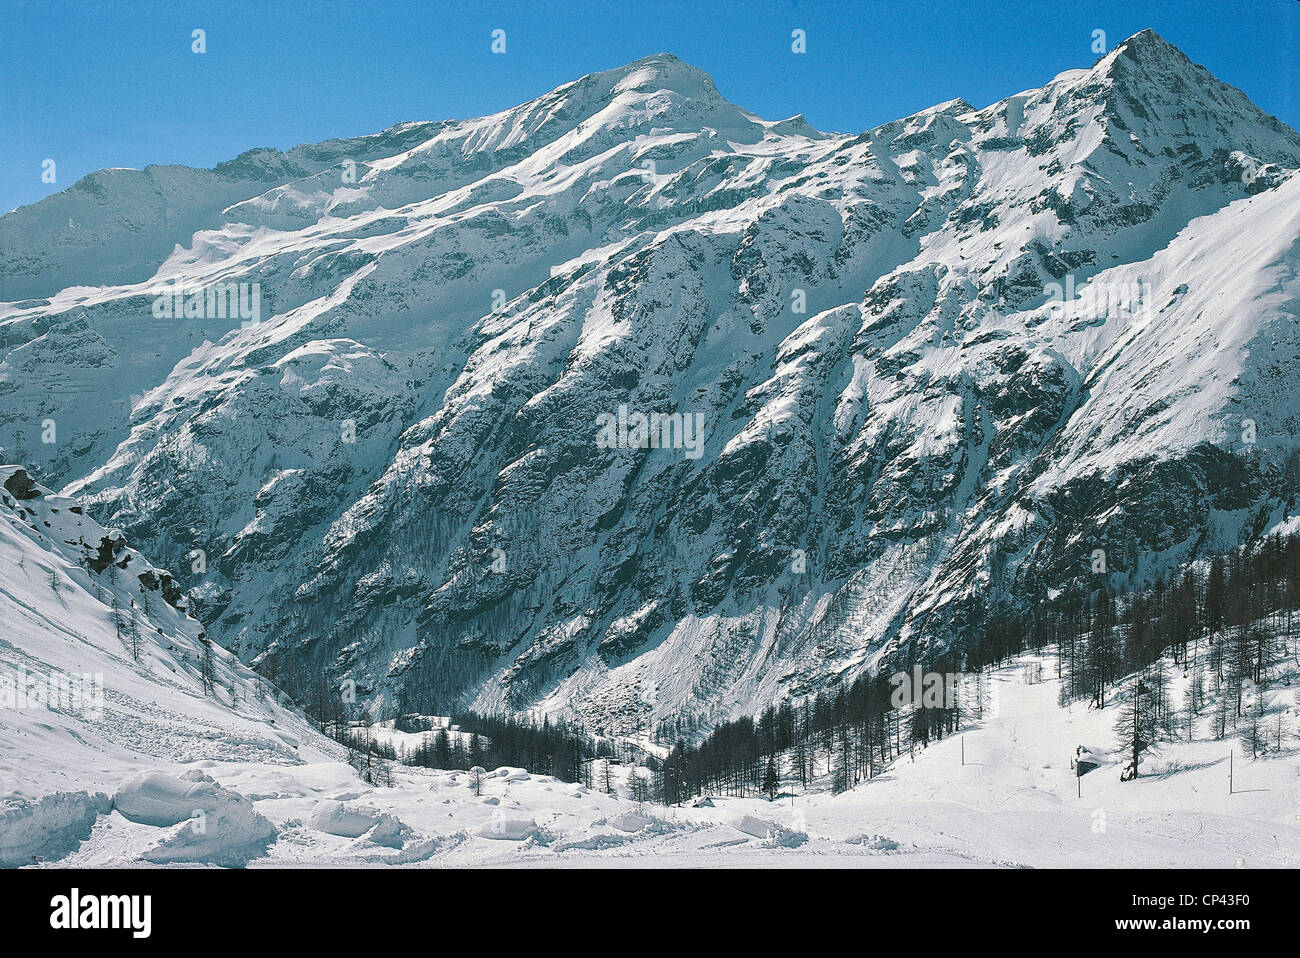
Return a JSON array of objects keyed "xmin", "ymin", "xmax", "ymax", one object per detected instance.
[
  {"xmin": 762, "ymin": 757, "xmax": 779, "ymax": 801},
  {"xmin": 1115, "ymin": 678, "xmax": 1158, "ymax": 781}
]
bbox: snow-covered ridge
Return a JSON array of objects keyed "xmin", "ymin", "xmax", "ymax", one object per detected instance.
[{"xmin": 2, "ymin": 30, "xmax": 1300, "ymax": 734}]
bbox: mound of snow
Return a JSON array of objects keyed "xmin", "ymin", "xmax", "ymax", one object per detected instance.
[
  {"xmin": 0, "ymin": 791, "xmax": 111, "ymax": 867},
  {"xmin": 309, "ymin": 801, "xmax": 411, "ymax": 847},
  {"xmin": 366, "ymin": 814, "xmax": 412, "ymax": 849},
  {"xmin": 138, "ymin": 809, "xmax": 276, "ymax": 867},
  {"xmin": 114, "ymin": 770, "xmax": 276, "ymax": 866},
  {"xmin": 309, "ymin": 801, "xmax": 381, "ymax": 838},
  {"xmin": 607, "ymin": 810, "xmax": 656, "ymax": 833},
  {"xmin": 114, "ymin": 770, "xmax": 229, "ymax": 826},
  {"xmin": 845, "ymin": 833, "xmax": 901, "ymax": 851},
  {"xmin": 732, "ymin": 814, "xmax": 808, "ymax": 848},
  {"xmin": 475, "ymin": 816, "xmax": 539, "ymax": 841}
]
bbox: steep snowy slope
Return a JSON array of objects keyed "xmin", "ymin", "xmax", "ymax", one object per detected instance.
[
  {"xmin": 0, "ymin": 465, "xmax": 341, "ymax": 864},
  {"xmin": 3, "ymin": 32, "xmax": 1300, "ymax": 731}
]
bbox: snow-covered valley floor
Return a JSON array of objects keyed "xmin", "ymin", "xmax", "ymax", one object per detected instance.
[{"xmin": 17, "ymin": 654, "xmax": 1298, "ymax": 868}]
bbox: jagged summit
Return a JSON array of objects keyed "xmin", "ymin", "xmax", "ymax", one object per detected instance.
[
  {"xmin": 1108, "ymin": 27, "xmax": 1184, "ymax": 61},
  {"xmin": 1084, "ymin": 28, "xmax": 1292, "ymax": 127},
  {"xmin": 535, "ymin": 51, "xmax": 729, "ymax": 115},
  {"xmin": 1091, "ymin": 28, "xmax": 1212, "ymax": 91}
]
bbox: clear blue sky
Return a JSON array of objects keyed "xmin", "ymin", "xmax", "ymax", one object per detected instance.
[{"xmin": 3, "ymin": 0, "xmax": 1298, "ymax": 214}]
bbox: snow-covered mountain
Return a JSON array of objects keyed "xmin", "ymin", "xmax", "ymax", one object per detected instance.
[{"xmin": 3, "ymin": 30, "xmax": 1300, "ymax": 733}]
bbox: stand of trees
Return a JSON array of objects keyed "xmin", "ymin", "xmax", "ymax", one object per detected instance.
[
  {"xmin": 302, "ymin": 689, "xmax": 657, "ymax": 790},
  {"xmin": 404, "ymin": 712, "xmax": 594, "ymax": 781},
  {"xmin": 967, "ymin": 533, "xmax": 1300, "ymax": 736},
  {"xmin": 658, "ymin": 659, "xmax": 968, "ymax": 804},
  {"xmin": 283, "ymin": 528, "xmax": 1300, "ymax": 798},
  {"xmin": 657, "ymin": 531, "xmax": 1300, "ymax": 801}
]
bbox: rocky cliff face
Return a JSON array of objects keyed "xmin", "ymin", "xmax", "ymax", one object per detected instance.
[{"xmin": 4, "ymin": 31, "xmax": 1300, "ymax": 733}]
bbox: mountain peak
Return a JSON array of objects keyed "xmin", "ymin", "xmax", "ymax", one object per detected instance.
[
  {"xmin": 1090, "ymin": 28, "xmax": 1197, "ymax": 84},
  {"xmin": 1078, "ymin": 26, "xmax": 1300, "ymax": 157},
  {"xmin": 598, "ymin": 52, "xmax": 721, "ymax": 100},
  {"xmin": 624, "ymin": 51, "xmax": 689, "ymax": 69},
  {"xmin": 506, "ymin": 51, "xmax": 758, "ymax": 145},
  {"xmin": 1112, "ymin": 27, "xmax": 1183, "ymax": 60}
]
